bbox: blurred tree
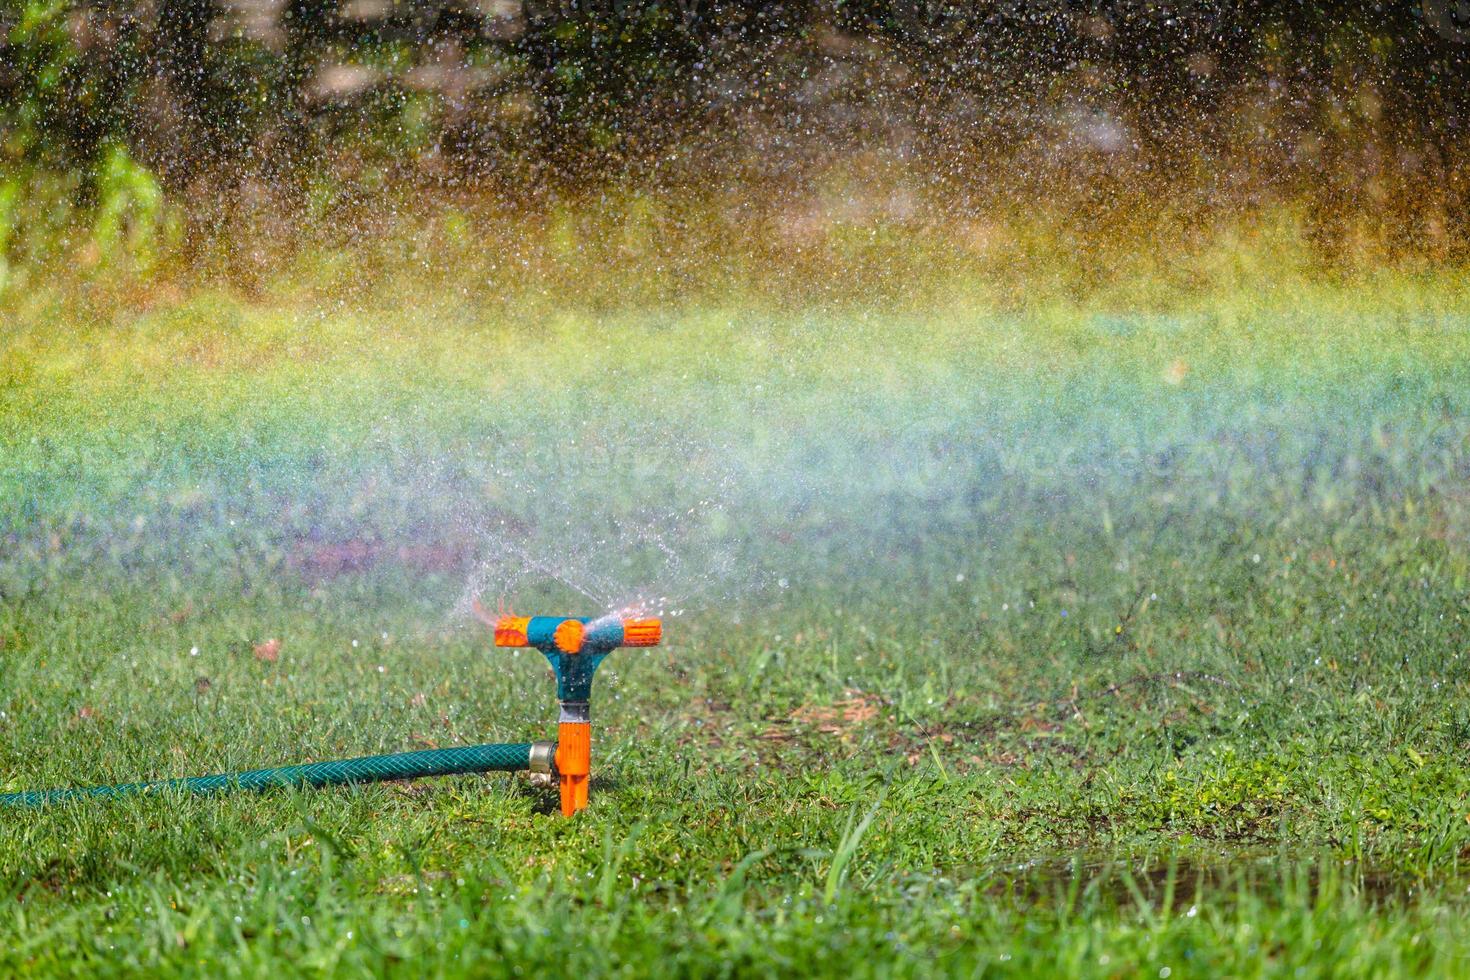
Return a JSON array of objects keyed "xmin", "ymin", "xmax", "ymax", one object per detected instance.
[
  {"xmin": 280, "ymin": 0, "xmax": 340, "ymax": 176},
  {"xmin": 152, "ymin": 0, "xmax": 213, "ymax": 176},
  {"xmin": 0, "ymin": 0, "xmax": 1465, "ymax": 221}
]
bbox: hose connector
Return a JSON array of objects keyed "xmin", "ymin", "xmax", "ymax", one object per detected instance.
[{"xmin": 528, "ymin": 741, "xmax": 556, "ymax": 774}]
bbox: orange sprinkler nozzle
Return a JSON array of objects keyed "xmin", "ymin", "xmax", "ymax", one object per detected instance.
[
  {"xmin": 493, "ymin": 616, "xmax": 531, "ymax": 647},
  {"xmin": 621, "ymin": 618, "xmax": 662, "ymax": 647}
]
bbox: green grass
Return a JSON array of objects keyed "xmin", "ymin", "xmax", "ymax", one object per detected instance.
[{"xmin": 5, "ymin": 272, "xmax": 1470, "ymax": 974}]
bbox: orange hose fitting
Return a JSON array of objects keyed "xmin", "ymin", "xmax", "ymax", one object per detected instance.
[
  {"xmin": 555, "ymin": 721, "xmax": 591, "ymax": 816},
  {"xmin": 621, "ymin": 618, "xmax": 662, "ymax": 647},
  {"xmin": 493, "ymin": 616, "xmax": 531, "ymax": 647}
]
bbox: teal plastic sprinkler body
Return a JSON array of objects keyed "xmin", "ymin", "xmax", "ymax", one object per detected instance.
[
  {"xmin": 492, "ymin": 614, "xmax": 662, "ymax": 815},
  {"xmin": 0, "ymin": 614, "xmax": 662, "ymax": 815}
]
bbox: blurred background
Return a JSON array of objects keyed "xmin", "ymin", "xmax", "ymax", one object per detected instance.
[{"xmin": 3, "ymin": 0, "xmax": 1470, "ymax": 304}]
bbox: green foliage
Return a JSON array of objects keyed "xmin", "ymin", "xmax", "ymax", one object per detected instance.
[
  {"xmin": 1, "ymin": 0, "xmax": 147, "ymax": 168},
  {"xmin": 90, "ymin": 143, "xmax": 177, "ymax": 270},
  {"xmin": 0, "ymin": 152, "xmax": 178, "ymax": 295},
  {"xmin": 1, "ymin": 2, "xmax": 173, "ymax": 285},
  {"xmin": 0, "ymin": 178, "xmax": 16, "ymax": 292},
  {"xmin": 1, "ymin": 0, "xmax": 79, "ymax": 161}
]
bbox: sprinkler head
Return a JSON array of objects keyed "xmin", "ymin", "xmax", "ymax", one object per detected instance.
[
  {"xmin": 493, "ymin": 615, "xmax": 662, "ymax": 657},
  {"xmin": 492, "ymin": 615, "xmax": 662, "ymax": 815}
]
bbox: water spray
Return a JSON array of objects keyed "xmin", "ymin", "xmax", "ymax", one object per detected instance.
[{"xmin": 0, "ymin": 614, "xmax": 661, "ymax": 816}]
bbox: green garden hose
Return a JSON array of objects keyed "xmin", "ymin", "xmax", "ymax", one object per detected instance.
[{"xmin": 0, "ymin": 740, "xmax": 545, "ymax": 808}]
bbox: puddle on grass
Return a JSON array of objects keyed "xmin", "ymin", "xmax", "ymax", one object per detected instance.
[{"xmin": 966, "ymin": 850, "xmax": 1442, "ymax": 911}]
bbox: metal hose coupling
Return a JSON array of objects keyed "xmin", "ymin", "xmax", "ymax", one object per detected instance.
[{"xmin": 528, "ymin": 741, "xmax": 557, "ymax": 774}]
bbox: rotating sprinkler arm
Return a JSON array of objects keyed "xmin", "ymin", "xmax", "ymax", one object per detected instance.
[{"xmin": 492, "ymin": 615, "xmax": 661, "ymax": 815}]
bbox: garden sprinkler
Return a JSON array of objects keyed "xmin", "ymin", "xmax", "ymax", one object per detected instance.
[
  {"xmin": 0, "ymin": 614, "xmax": 660, "ymax": 816},
  {"xmin": 491, "ymin": 614, "xmax": 662, "ymax": 815}
]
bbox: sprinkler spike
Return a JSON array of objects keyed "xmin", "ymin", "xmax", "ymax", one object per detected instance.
[{"xmin": 555, "ymin": 720, "xmax": 591, "ymax": 816}]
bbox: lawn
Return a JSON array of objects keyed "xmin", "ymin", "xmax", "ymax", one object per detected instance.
[{"xmin": 3, "ymin": 270, "xmax": 1470, "ymax": 974}]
